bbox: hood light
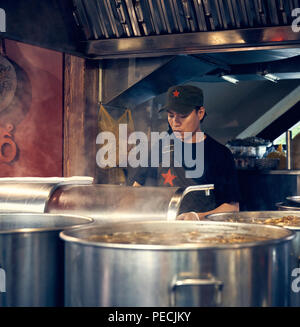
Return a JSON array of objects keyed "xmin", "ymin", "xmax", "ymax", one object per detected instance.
[
  {"xmin": 220, "ymin": 74, "xmax": 239, "ymax": 84},
  {"xmin": 262, "ymin": 73, "xmax": 280, "ymax": 83}
]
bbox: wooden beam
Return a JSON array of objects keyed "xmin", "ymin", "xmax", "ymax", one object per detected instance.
[{"xmin": 63, "ymin": 54, "xmax": 99, "ymax": 178}]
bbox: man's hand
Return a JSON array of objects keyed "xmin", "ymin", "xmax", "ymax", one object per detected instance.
[
  {"xmin": 176, "ymin": 202, "xmax": 239, "ymax": 221},
  {"xmin": 176, "ymin": 211, "xmax": 201, "ymax": 221}
]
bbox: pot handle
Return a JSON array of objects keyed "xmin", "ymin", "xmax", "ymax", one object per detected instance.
[{"xmin": 170, "ymin": 274, "xmax": 223, "ymax": 307}]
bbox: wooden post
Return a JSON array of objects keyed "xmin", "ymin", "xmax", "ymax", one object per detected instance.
[{"xmin": 63, "ymin": 54, "xmax": 99, "ymax": 178}]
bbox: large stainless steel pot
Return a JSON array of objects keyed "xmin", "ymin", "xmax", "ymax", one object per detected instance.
[
  {"xmin": 205, "ymin": 211, "xmax": 300, "ymax": 307},
  {"xmin": 60, "ymin": 221, "xmax": 294, "ymax": 307},
  {"xmin": 0, "ymin": 213, "xmax": 93, "ymax": 307}
]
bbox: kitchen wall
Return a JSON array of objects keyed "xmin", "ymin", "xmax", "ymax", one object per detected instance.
[{"xmin": 0, "ymin": 39, "xmax": 63, "ymax": 177}]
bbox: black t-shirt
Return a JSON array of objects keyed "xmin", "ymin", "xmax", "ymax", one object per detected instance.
[{"xmin": 129, "ymin": 134, "xmax": 240, "ymax": 213}]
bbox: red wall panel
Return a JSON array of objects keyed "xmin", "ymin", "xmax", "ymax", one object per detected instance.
[{"xmin": 0, "ymin": 40, "xmax": 63, "ymax": 177}]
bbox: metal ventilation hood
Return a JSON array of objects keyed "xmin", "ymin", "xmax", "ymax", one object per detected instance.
[
  {"xmin": 102, "ymin": 50, "xmax": 300, "ymax": 109},
  {"xmin": 1, "ymin": 0, "xmax": 300, "ymax": 59}
]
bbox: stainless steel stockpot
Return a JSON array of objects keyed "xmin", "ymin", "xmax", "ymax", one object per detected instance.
[
  {"xmin": 60, "ymin": 220, "xmax": 294, "ymax": 307},
  {"xmin": 206, "ymin": 211, "xmax": 300, "ymax": 306},
  {"xmin": 0, "ymin": 213, "xmax": 93, "ymax": 307}
]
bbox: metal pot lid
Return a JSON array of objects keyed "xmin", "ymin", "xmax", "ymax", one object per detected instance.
[
  {"xmin": 0, "ymin": 213, "xmax": 94, "ymax": 234},
  {"xmin": 286, "ymin": 196, "xmax": 300, "ymax": 206},
  {"xmin": 59, "ymin": 220, "xmax": 294, "ymax": 250},
  {"xmin": 206, "ymin": 211, "xmax": 300, "ymax": 230}
]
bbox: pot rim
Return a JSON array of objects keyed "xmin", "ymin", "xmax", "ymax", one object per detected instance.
[
  {"xmin": 59, "ymin": 220, "xmax": 295, "ymax": 251},
  {"xmin": 0, "ymin": 212, "xmax": 94, "ymax": 234},
  {"xmin": 206, "ymin": 211, "xmax": 300, "ymax": 231},
  {"xmin": 276, "ymin": 202, "xmax": 300, "ymax": 211},
  {"xmin": 286, "ymin": 196, "xmax": 300, "ymax": 205}
]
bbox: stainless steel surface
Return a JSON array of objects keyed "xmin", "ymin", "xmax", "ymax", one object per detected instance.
[
  {"xmin": 0, "ymin": 183, "xmax": 57, "ymax": 213},
  {"xmin": 170, "ymin": 273, "xmax": 223, "ymax": 307},
  {"xmin": 205, "ymin": 210, "xmax": 300, "ymax": 306},
  {"xmin": 75, "ymin": 0, "xmax": 300, "ymax": 40},
  {"xmin": 46, "ymin": 184, "xmax": 214, "ymax": 222},
  {"xmin": 0, "ymin": 177, "xmax": 93, "ymax": 213},
  {"xmin": 84, "ymin": 26, "xmax": 300, "ymax": 59},
  {"xmin": 71, "ymin": 0, "xmax": 300, "ymax": 58},
  {"xmin": 0, "ymin": 213, "xmax": 93, "ymax": 307},
  {"xmin": 287, "ymin": 130, "xmax": 292, "ymax": 170},
  {"xmin": 60, "ymin": 220, "xmax": 294, "ymax": 307},
  {"xmin": 182, "ymin": 184, "xmax": 214, "ymax": 198}
]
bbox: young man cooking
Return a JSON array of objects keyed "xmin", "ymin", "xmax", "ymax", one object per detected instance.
[{"xmin": 130, "ymin": 84, "xmax": 240, "ymax": 220}]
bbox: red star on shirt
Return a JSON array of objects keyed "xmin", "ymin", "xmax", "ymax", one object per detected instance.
[
  {"xmin": 161, "ymin": 169, "xmax": 177, "ymax": 186},
  {"xmin": 172, "ymin": 90, "xmax": 180, "ymax": 97}
]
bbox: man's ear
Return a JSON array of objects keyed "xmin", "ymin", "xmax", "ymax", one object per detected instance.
[{"xmin": 197, "ymin": 106, "xmax": 206, "ymax": 121}]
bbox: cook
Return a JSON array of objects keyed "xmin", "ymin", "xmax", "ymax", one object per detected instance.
[{"xmin": 129, "ymin": 84, "xmax": 240, "ymax": 220}]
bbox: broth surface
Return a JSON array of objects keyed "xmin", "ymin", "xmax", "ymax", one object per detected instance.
[
  {"xmin": 225, "ymin": 215, "xmax": 300, "ymax": 227},
  {"xmin": 88, "ymin": 230, "xmax": 270, "ymax": 245}
]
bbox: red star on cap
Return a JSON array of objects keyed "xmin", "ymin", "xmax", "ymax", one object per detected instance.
[
  {"xmin": 172, "ymin": 90, "xmax": 180, "ymax": 97},
  {"xmin": 161, "ymin": 169, "xmax": 177, "ymax": 186}
]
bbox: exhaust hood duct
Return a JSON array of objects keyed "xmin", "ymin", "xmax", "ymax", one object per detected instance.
[
  {"xmin": 103, "ymin": 51, "xmax": 300, "ymax": 111},
  {"xmin": 103, "ymin": 55, "xmax": 220, "ymax": 108}
]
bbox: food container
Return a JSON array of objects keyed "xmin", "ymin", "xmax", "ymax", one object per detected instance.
[
  {"xmin": 227, "ymin": 145, "xmax": 257, "ymax": 157},
  {"xmin": 206, "ymin": 211, "xmax": 300, "ymax": 306},
  {"xmin": 0, "ymin": 213, "xmax": 93, "ymax": 307},
  {"xmin": 60, "ymin": 220, "xmax": 294, "ymax": 307}
]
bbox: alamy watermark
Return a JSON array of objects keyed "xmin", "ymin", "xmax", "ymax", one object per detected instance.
[
  {"xmin": 292, "ymin": 8, "xmax": 300, "ymax": 32},
  {"xmin": 0, "ymin": 268, "xmax": 5, "ymax": 293},
  {"xmin": 96, "ymin": 124, "xmax": 205, "ymax": 179},
  {"xmin": 291, "ymin": 267, "xmax": 300, "ymax": 293},
  {"xmin": 0, "ymin": 8, "xmax": 6, "ymax": 33}
]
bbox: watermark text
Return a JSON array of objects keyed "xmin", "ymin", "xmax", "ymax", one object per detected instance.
[
  {"xmin": 0, "ymin": 268, "xmax": 5, "ymax": 293},
  {"xmin": 292, "ymin": 8, "xmax": 300, "ymax": 32},
  {"xmin": 0, "ymin": 8, "xmax": 6, "ymax": 32},
  {"xmin": 291, "ymin": 267, "xmax": 300, "ymax": 293},
  {"xmin": 96, "ymin": 124, "xmax": 205, "ymax": 179}
]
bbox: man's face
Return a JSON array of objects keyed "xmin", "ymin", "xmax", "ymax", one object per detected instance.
[{"xmin": 167, "ymin": 108, "xmax": 205, "ymax": 142}]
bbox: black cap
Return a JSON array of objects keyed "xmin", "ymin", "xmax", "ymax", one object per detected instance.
[{"xmin": 159, "ymin": 85, "xmax": 204, "ymax": 114}]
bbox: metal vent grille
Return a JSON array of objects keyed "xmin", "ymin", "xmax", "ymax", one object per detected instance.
[{"xmin": 73, "ymin": 0, "xmax": 300, "ymax": 40}]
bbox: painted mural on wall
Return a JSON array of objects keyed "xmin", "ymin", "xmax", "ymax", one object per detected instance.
[
  {"xmin": 0, "ymin": 53, "xmax": 31, "ymax": 165},
  {"xmin": 0, "ymin": 40, "xmax": 63, "ymax": 177}
]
